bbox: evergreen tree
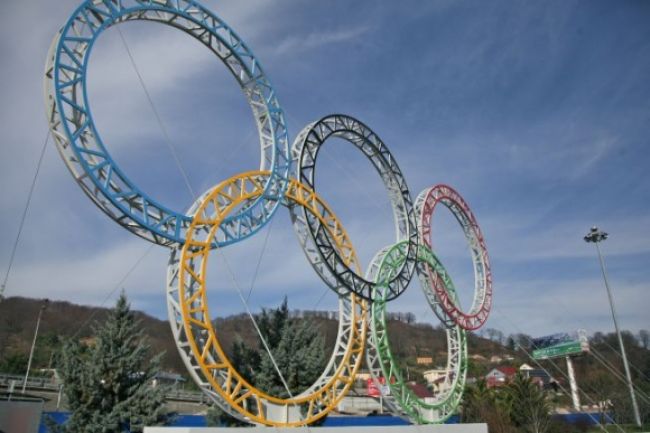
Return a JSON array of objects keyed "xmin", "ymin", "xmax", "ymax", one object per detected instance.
[
  {"xmin": 462, "ymin": 380, "xmax": 514, "ymax": 433},
  {"xmin": 209, "ymin": 298, "xmax": 327, "ymax": 426},
  {"xmin": 507, "ymin": 374, "xmax": 551, "ymax": 433},
  {"xmin": 253, "ymin": 299, "xmax": 326, "ymax": 398},
  {"xmin": 49, "ymin": 293, "xmax": 167, "ymax": 433},
  {"xmin": 231, "ymin": 336, "xmax": 260, "ymax": 385}
]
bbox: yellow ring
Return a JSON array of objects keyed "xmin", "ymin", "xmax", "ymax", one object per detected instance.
[{"xmin": 178, "ymin": 170, "xmax": 367, "ymax": 426}]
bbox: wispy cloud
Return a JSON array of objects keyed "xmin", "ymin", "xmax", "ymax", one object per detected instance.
[
  {"xmin": 2, "ymin": 0, "xmax": 649, "ymax": 339},
  {"xmin": 273, "ymin": 26, "xmax": 372, "ymax": 55}
]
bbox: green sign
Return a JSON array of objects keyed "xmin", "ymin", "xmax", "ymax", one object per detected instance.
[{"xmin": 532, "ymin": 341, "xmax": 584, "ymax": 360}]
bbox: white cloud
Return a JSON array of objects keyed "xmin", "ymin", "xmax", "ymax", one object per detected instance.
[{"xmin": 273, "ymin": 26, "xmax": 372, "ymax": 56}]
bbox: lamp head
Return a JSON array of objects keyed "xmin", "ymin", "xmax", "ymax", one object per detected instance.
[{"xmin": 584, "ymin": 226, "xmax": 608, "ymax": 243}]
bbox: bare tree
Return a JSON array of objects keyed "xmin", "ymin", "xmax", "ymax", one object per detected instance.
[{"xmin": 638, "ymin": 329, "xmax": 649, "ymax": 350}]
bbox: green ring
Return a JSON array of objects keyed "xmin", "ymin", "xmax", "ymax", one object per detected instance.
[{"xmin": 369, "ymin": 241, "xmax": 467, "ymax": 423}]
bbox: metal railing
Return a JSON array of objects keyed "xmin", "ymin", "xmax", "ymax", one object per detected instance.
[{"xmin": 0, "ymin": 373, "xmax": 206, "ymax": 403}]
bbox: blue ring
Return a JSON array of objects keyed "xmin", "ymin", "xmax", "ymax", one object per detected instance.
[{"xmin": 52, "ymin": 0, "xmax": 290, "ymax": 246}]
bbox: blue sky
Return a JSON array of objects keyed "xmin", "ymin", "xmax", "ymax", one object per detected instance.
[{"xmin": 0, "ymin": 0, "xmax": 649, "ymax": 339}]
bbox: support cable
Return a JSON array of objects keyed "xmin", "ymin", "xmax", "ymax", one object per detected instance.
[
  {"xmin": 545, "ymin": 291, "xmax": 650, "ymax": 384},
  {"xmin": 116, "ymin": 27, "xmax": 195, "ymax": 201},
  {"xmin": 589, "ymin": 344, "xmax": 650, "ymax": 397},
  {"xmin": 220, "ymin": 249, "xmax": 296, "ymax": 401},
  {"xmin": 588, "ymin": 348, "xmax": 650, "ymax": 404},
  {"xmin": 1, "ymin": 131, "xmax": 50, "ymax": 300},
  {"xmin": 245, "ymin": 216, "xmax": 275, "ymax": 302},
  {"xmin": 71, "ymin": 243, "xmax": 155, "ymax": 339},
  {"xmin": 492, "ymin": 307, "xmax": 628, "ymax": 433},
  {"xmin": 511, "ymin": 293, "xmax": 649, "ymax": 398},
  {"xmin": 591, "ymin": 339, "xmax": 650, "ymax": 384},
  {"xmin": 117, "ymin": 27, "xmax": 300, "ymax": 414}
]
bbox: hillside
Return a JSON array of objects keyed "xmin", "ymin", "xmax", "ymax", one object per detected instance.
[
  {"xmin": 0, "ymin": 296, "xmax": 544, "ymax": 384},
  {"xmin": 0, "ymin": 296, "xmax": 185, "ymax": 374}
]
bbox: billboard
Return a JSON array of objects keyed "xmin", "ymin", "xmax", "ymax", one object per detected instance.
[{"xmin": 532, "ymin": 331, "xmax": 589, "ymax": 360}]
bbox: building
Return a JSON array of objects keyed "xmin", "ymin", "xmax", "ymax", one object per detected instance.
[
  {"xmin": 416, "ymin": 356, "xmax": 433, "ymax": 365},
  {"xmin": 485, "ymin": 366, "xmax": 517, "ymax": 388},
  {"xmin": 407, "ymin": 382, "xmax": 433, "ymax": 399},
  {"xmin": 519, "ymin": 364, "xmax": 555, "ymax": 388},
  {"xmin": 423, "ymin": 369, "xmax": 452, "ymax": 394},
  {"xmin": 152, "ymin": 372, "xmax": 186, "ymax": 389}
]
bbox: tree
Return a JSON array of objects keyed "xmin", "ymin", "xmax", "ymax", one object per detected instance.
[
  {"xmin": 230, "ymin": 337, "xmax": 260, "ymax": 385},
  {"xmin": 639, "ymin": 329, "xmax": 649, "ymax": 350},
  {"xmin": 514, "ymin": 333, "xmax": 533, "ymax": 352},
  {"xmin": 462, "ymin": 380, "xmax": 514, "ymax": 433},
  {"xmin": 485, "ymin": 328, "xmax": 505, "ymax": 345},
  {"xmin": 508, "ymin": 374, "xmax": 551, "ymax": 433},
  {"xmin": 49, "ymin": 292, "xmax": 167, "ymax": 433},
  {"xmin": 463, "ymin": 375, "xmax": 552, "ymax": 433},
  {"xmin": 506, "ymin": 335, "xmax": 516, "ymax": 351},
  {"xmin": 254, "ymin": 302, "xmax": 326, "ymax": 397},
  {"xmin": 209, "ymin": 299, "xmax": 327, "ymax": 426},
  {"xmin": 0, "ymin": 352, "xmax": 29, "ymax": 374},
  {"xmin": 581, "ymin": 367, "xmax": 616, "ymax": 425}
]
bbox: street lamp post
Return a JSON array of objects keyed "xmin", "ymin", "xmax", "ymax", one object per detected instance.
[
  {"xmin": 584, "ymin": 227, "xmax": 641, "ymax": 427},
  {"xmin": 21, "ymin": 298, "xmax": 48, "ymax": 393}
]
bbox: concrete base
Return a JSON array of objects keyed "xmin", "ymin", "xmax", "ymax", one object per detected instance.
[
  {"xmin": 0, "ymin": 397, "xmax": 44, "ymax": 433},
  {"xmin": 144, "ymin": 425, "xmax": 488, "ymax": 433}
]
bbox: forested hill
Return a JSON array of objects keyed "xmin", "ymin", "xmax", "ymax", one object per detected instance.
[
  {"xmin": 0, "ymin": 296, "xmax": 510, "ymax": 378},
  {"xmin": 0, "ymin": 296, "xmax": 183, "ymax": 373}
]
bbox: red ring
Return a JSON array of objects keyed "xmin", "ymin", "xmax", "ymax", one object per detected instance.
[{"xmin": 417, "ymin": 184, "xmax": 492, "ymax": 331}]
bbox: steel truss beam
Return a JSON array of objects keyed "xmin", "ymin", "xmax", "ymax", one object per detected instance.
[
  {"xmin": 365, "ymin": 241, "xmax": 467, "ymax": 424},
  {"xmin": 291, "ymin": 114, "xmax": 418, "ymax": 302},
  {"xmin": 167, "ymin": 171, "xmax": 367, "ymax": 426},
  {"xmin": 416, "ymin": 185, "xmax": 492, "ymax": 331},
  {"xmin": 44, "ymin": 0, "xmax": 290, "ymax": 247}
]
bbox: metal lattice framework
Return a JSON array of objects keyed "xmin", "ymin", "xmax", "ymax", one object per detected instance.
[
  {"xmin": 292, "ymin": 115, "xmax": 418, "ymax": 302},
  {"xmin": 167, "ymin": 171, "xmax": 367, "ymax": 426},
  {"xmin": 44, "ymin": 0, "xmax": 290, "ymax": 246},
  {"xmin": 416, "ymin": 185, "xmax": 492, "ymax": 330},
  {"xmin": 365, "ymin": 241, "xmax": 467, "ymax": 424},
  {"xmin": 44, "ymin": 0, "xmax": 494, "ymax": 426}
]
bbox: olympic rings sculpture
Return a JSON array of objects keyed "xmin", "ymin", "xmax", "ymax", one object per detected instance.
[
  {"xmin": 44, "ymin": 0, "xmax": 492, "ymax": 426},
  {"xmin": 44, "ymin": 0, "xmax": 290, "ymax": 247},
  {"xmin": 416, "ymin": 185, "xmax": 492, "ymax": 330}
]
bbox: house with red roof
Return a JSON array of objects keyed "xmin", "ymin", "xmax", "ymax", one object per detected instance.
[
  {"xmin": 485, "ymin": 366, "xmax": 517, "ymax": 388},
  {"xmin": 407, "ymin": 382, "xmax": 434, "ymax": 399}
]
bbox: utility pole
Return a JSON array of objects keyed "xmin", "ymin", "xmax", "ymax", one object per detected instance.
[
  {"xmin": 584, "ymin": 227, "xmax": 641, "ymax": 427},
  {"xmin": 22, "ymin": 299, "xmax": 49, "ymax": 393}
]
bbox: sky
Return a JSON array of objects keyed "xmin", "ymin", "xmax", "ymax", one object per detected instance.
[{"xmin": 0, "ymin": 0, "xmax": 649, "ymax": 341}]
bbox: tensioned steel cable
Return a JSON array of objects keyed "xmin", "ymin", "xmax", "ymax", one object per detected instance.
[
  {"xmin": 492, "ymin": 307, "xmax": 627, "ymax": 433},
  {"xmin": 246, "ymin": 216, "xmax": 276, "ymax": 303},
  {"xmin": 544, "ymin": 290, "xmax": 650, "ymax": 384},
  {"xmin": 592, "ymin": 340, "xmax": 650, "ymax": 384},
  {"xmin": 66, "ymin": 26, "xmax": 262, "ymax": 338},
  {"xmin": 116, "ymin": 27, "xmax": 298, "ymax": 410},
  {"xmin": 588, "ymin": 348, "xmax": 650, "ymax": 404},
  {"xmin": 116, "ymin": 27, "xmax": 194, "ymax": 201},
  {"xmin": 511, "ymin": 316, "xmax": 650, "ymax": 424},
  {"xmin": 589, "ymin": 343, "xmax": 650, "ymax": 393},
  {"xmin": 70, "ymin": 243, "xmax": 155, "ymax": 339},
  {"xmin": 1, "ymin": 131, "xmax": 50, "ymax": 300}
]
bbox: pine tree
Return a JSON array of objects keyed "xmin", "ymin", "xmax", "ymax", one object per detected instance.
[
  {"xmin": 254, "ymin": 300, "xmax": 326, "ymax": 398},
  {"xmin": 207, "ymin": 298, "xmax": 327, "ymax": 426},
  {"xmin": 50, "ymin": 292, "xmax": 167, "ymax": 433},
  {"xmin": 507, "ymin": 374, "xmax": 551, "ymax": 433}
]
